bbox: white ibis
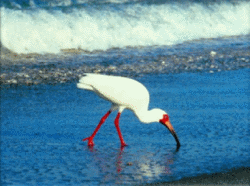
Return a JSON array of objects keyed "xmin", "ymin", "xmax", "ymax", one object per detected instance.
[{"xmin": 77, "ymin": 73, "xmax": 180, "ymax": 149}]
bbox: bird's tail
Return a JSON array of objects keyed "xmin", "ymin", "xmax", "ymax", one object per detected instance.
[
  {"xmin": 77, "ymin": 74, "xmax": 94, "ymax": 90},
  {"xmin": 77, "ymin": 83, "xmax": 92, "ymax": 90}
]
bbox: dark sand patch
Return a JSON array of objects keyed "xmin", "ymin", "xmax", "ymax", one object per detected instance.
[{"xmin": 144, "ymin": 167, "xmax": 250, "ymax": 186}]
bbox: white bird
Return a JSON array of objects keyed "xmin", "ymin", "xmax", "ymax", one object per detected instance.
[{"xmin": 77, "ymin": 73, "xmax": 180, "ymax": 149}]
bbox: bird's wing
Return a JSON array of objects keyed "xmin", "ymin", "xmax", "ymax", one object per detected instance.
[{"xmin": 78, "ymin": 73, "xmax": 150, "ymax": 111}]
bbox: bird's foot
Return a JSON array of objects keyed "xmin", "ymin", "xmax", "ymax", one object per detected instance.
[
  {"xmin": 121, "ymin": 142, "xmax": 128, "ymax": 147},
  {"xmin": 82, "ymin": 137, "xmax": 95, "ymax": 146}
]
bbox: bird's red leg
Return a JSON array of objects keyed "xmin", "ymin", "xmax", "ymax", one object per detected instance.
[
  {"xmin": 83, "ymin": 110, "xmax": 111, "ymax": 146},
  {"xmin": 114, "ymin": 112, "xmax": 127, "ymax": 147}
]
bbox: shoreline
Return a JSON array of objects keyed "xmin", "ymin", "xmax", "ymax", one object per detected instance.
[
  {"xmin": 1, "ymin": 38, "xmax": 250, "ymax": 85},
  {"xmin": 146, "ymin": 167, "xmax": 250, "ymax": 186}
]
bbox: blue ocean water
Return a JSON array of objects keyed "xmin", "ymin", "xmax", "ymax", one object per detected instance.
[
  {"xmin": 1, "ymin": 0, "xmax": 250, "ymax": 185},
  {"xmin": 1, "ymin": 69, "xmax": 249, "ymax": 185}
]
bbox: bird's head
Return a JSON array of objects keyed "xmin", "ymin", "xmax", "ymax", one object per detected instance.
[
  {"xmin": 136, "ymin": 108, "xmax": 181, "ymax": 150},
  {"xmin": 152, "ymin": 109, "xmax": 181, "ymax": 150}
]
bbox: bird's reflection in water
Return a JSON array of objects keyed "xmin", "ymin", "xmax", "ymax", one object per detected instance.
[
  {"xmin": 131, "ymin": 149, "xmax": 177, "ymax": 181},
  {"xmin": 116, "ymin": 146, "xmax": 125, "ymax": 173},
  {"xmin": 84, "ymin": 145, "xmax": 178, "ymax": 184}
]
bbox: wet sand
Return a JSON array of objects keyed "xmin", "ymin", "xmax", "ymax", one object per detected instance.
[
  {"xmin": 1, "ymin": 43, "xmax": 250, "ymax": 85},
  {"xmin": 145, "ymin": 167, "xmax": 250, "ymax": 186}
]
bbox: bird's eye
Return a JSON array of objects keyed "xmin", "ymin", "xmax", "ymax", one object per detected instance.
[{"xmin": 163, "ymin": 114, "xmax": 169, "ymax": 121}]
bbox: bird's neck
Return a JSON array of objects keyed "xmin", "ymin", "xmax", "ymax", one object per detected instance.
[{"xmin": 134, "ymin": 109, "xmax": 157, "ymax": 124}]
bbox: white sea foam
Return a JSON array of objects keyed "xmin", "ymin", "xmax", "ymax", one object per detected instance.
[{"xmin": 1, "ymin": 2, "xmax": 249, "ymax": 54}]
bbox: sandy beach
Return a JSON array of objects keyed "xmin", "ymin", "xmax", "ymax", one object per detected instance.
[{"xmin": 1, "ymin": 38, "xmax": 250, "ymax": 86}]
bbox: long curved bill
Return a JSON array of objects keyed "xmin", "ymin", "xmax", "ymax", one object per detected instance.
[{"xmin": 161, "ymin": 120, "xmax": 181, "ymax": 150}]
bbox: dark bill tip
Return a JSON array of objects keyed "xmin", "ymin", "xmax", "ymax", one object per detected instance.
[
  {"xmin": 161, "ymin": 121, "xmax": 181, "ymax": 150},
  {"xmin": 172, "ymin": 132, "xmax": 181, "ymax": 151}
]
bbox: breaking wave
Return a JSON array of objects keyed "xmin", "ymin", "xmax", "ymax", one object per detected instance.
[{"xmin": 1, "ymin": 0, "xmax": 250, "ymax": 54}]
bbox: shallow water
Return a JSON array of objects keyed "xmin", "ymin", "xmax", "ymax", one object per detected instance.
[
  {"xmin": 1, "ymin": 68, "xmax": 249, "ymax": 185},
  {"xmin": 1, "ymin": 0, "xmax": 249, "ymax": 184}
]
